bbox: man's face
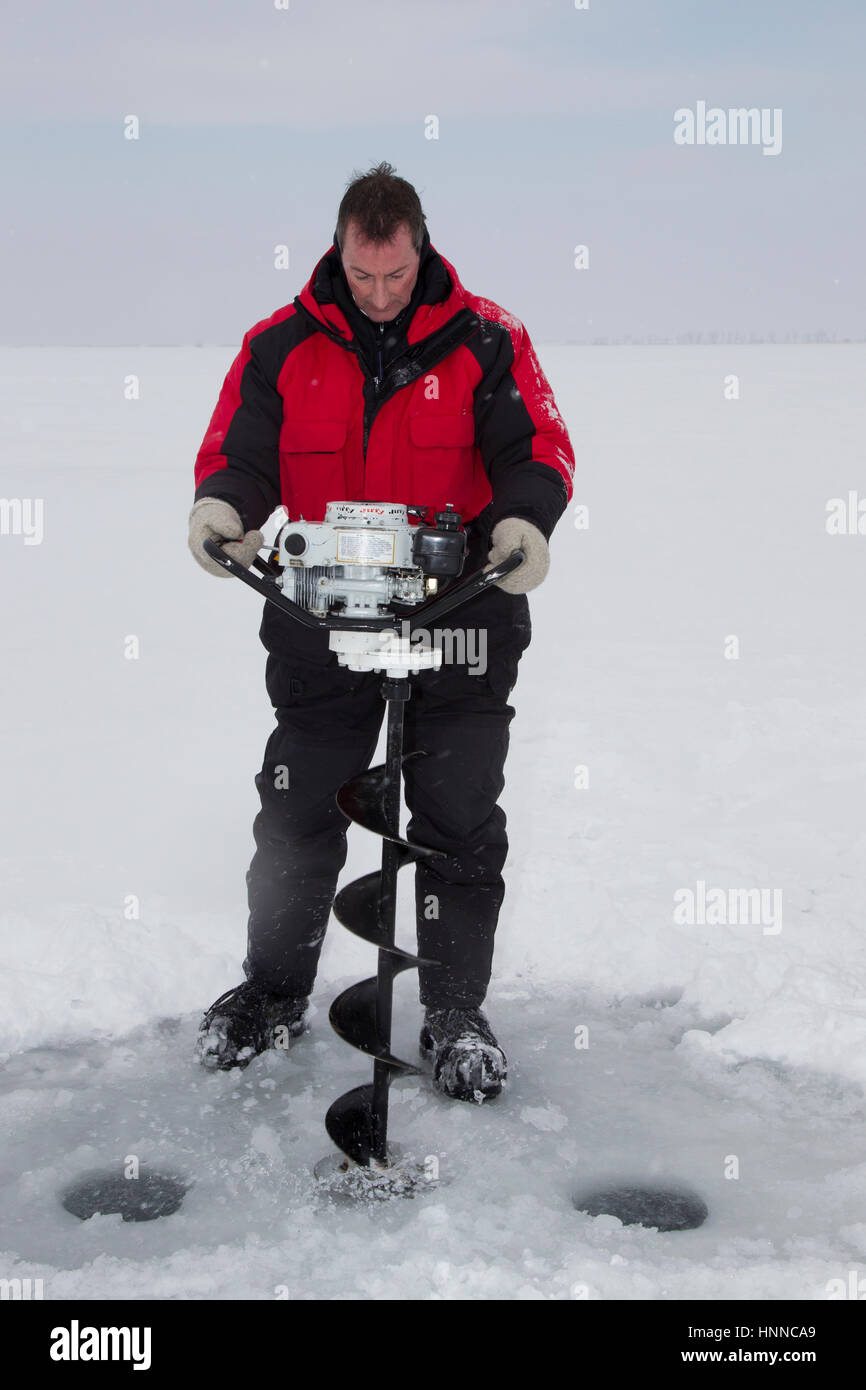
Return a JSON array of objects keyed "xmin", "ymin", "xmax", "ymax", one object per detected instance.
[{"xmin": 340, "ymin": 219, "xmax": 421, "ymax": 322}]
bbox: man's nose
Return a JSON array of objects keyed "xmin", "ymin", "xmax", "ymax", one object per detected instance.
[{"xmin": 369, "ymin": 281, "xmax": 391, "ymax": 308}]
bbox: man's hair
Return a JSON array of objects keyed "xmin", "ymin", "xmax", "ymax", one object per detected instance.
[{"xmin": 335, "ymin": 161, "xmax": 426, "ymax": 253}]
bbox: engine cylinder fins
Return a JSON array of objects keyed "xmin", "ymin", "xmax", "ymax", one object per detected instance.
[
  {"xmin": 333, "ymin": 868, "xmax": 440, "ymax": 957},
  {"xmin": 336, "ymin": 756, "xmax": 440, "ymax": 849},
  {"xmin": 285, "ymin": 563, "xmax": 334, "ymax": 611},
  {"xmin": 329, "ymin": 976, "xmax": 423, "ymax": 1068}
]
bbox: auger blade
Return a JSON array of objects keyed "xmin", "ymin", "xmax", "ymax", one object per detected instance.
[
  {"xmin": 332, "ymin": 868, "xmax": 439, "ymax": 964},
  {"xmin": 337, "ymin": 765, "xmax": 395, "ymax": 839},
  {"xmin": 329, "ymin": 977, "xmax": 420, "ymax": 1070},
  {"xmin": 337, "ymin": 759, "xmax": 441, "ymax": 854},
  {"xmin": 324, "ymin": 692, "xmax": 444, "ymax": 1173},
  {"xmin": 325, "ymin": 1084, "xmax": 378, "ymax": 1168},
  {"xmin": 332, "ymin": 860, "xmax": 411, "ymax": 936}
]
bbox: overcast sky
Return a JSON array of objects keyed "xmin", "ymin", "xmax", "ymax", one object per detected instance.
[{"xmin": 3, "ymin": 0, "xmax": 864, "ymax": 345}]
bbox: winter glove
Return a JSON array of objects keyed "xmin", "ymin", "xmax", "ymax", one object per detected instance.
[
  {"xmin": 485, "ymin": 517, "xmax": 549, "ymax": 594},
  {"xmin": 188, "ymin": 498, "xmax": 264, "ymax": 578}
]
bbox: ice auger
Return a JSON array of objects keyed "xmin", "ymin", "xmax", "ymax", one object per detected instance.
[{"xmin": 203, "ymin": 501, "xmax": 523, "ymax": 1185}]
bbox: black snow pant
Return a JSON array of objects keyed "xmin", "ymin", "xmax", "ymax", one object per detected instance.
[{"xmin": 243, "ymin": 547, "xmax": 531, "ymax": 1011}]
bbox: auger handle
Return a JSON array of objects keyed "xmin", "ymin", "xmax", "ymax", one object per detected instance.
[
  {"xmin": 202, "ymin": 537, "xmax": 525, "ymax": 632},
  {"xmin": 406, "ymin": 549, "xmax": 524, "ymax": 630}
]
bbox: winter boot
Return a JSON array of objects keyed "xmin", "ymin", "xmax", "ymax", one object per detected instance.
[
  {"xmin": 196, "ymin": 981, "xmax": 308, "ymax": 1071},
  {"xmin": 419, "ymin": 1007, "xmax": 507, "ymax": 1103}
]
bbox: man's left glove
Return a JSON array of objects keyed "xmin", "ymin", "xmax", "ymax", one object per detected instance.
[{"xmin": 486, "ymin": 517, "xmax": 550, "ymax": 594}]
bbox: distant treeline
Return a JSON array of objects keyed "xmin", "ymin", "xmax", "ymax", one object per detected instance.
[{"xmin": 571, "ymin": 331, "xmax": 863, "ymax": 346}]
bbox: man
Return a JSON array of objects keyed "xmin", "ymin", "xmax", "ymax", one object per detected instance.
[{"xmin": 188, "ymin": 162, "xmax": 574, "ymax": 1102}]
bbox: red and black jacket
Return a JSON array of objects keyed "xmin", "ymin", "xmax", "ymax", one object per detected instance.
[{"xmin": 194, "ymin": 230, "xmax": 575, "ymax": 542}]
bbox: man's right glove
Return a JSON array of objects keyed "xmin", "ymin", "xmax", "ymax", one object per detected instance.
[{"xmin": 188, "ymin": 498, "xmax": 264, "ymax": 578}]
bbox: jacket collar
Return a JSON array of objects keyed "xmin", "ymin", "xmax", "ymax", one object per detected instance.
[{"xmin": 295, "ymin": 229, "xmax": 471, "ymax": 347}]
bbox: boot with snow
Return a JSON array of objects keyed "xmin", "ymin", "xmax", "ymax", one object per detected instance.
[
  {"xmin": 196, "ymin": 981, "xmax": 308, "ymax": 1071},
  {"xmin": 419, "ymin": 1007, "xmax": 507, "ymax": 1103}
]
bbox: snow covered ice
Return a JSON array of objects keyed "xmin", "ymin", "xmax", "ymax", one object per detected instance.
[{"xmin": 1, "ymin": 344, "xmax": 865, "ymax": 1300}]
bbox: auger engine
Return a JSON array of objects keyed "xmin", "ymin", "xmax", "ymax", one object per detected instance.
[{"xmin": 273, "ymin": 500, "xmax": 466, "ymax": 673}]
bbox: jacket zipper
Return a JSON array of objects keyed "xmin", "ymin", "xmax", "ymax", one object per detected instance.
[
  {"xmin": 363, "ymin": 323, "xmax": 385, "ymax": 470},
  {"xmin": 292, "ymin": 298, "xmax": 480, "ymax": 486}
]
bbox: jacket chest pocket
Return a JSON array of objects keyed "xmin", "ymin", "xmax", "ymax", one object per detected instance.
[
  {"xmin": 279, "ymin": 419, "xmax": 348, "ymax": 521},
  {"xmin": 408, "ymin": 413, "xmax": 476, "ymax": 501}
]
